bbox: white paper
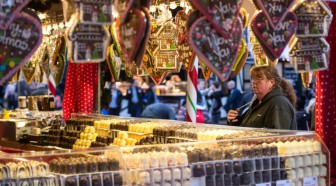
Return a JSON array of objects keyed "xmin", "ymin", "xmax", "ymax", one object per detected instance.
[{"xmin": 303, "ymin": 176, "xmax": 318, "ymax": 186}]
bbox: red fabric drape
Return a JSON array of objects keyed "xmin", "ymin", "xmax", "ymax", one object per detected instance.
[
  {"xmin": 315, "ymin": 2, "xmax": 336, "ymax": 184},
  {"xmin": 63, "ymin": 62, "xmax": 98, "ymax": 120}
]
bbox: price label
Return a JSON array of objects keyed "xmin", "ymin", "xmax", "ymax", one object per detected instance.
[
  {"xmin": 276, "ymin": 180, "xmax": 292, "ymax": 186},
  {"xmin": 256, "ymin": 183, "xmax": 271, "ymax": 186},
  {"xmin": 303, "ymin": 176, "xmax": 318, "ymax": 186}
]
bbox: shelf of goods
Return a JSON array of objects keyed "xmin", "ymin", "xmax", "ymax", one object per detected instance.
[{"xmin": 1, "ymin": 113, "xmax": 330, "ymax": 186}]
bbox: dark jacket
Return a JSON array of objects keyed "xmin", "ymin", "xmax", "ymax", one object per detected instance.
[
  {"xmin": 126, "ymin": 87, "xmax": 144, "ymax": 112},
  {"xmin": 110, "ymin": 89, "xmax": 123, "ymax": 109},
  {"xmin": 231, "ymin": 87, "xmax": 297, "ymax": 130},
  {"xmin": 224, "ymin": 88, "xmax": 242, "ymax": 112},
  {"xmin": 209, "ymin": 91, "xmax": 224, "ymax": 114}
]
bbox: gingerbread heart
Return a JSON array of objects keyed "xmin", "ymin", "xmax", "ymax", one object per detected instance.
[
  {"xmin": 232, "ymin": 39, "xmax": 248, "ymax": 76},
  {"xmin": 190, "ymin": 0, "xmax": 243, "ymax": 39},
  {"xmin": 199, "ymin": 59, "xmax": 212, "ymax": 80},
  {"xmin": 143, "ymin": 49, "xmax": 167, "ymax": 85},
  {"xmin": 40, "ymin": 46, "xmax": 50, "ymax": 77},
  {"xmin": 189, "ymin": 16, "xmax": 242, "ymax": 81},
  {"xmin": 0, "ymin": 0, "xmax": 30, "ymax": 29},
  {"xmin": 176, "ymin": 10, "xmax": 189, "ymax": 43},
  {"xmin": 254, "ymin": 0, "xmax": 295, "ymax": 29},
  {"xmin": 177, "ymin": 38, "xmax": 195, "ymax": 72},
  {"xmin": 134, "ymin": 7, "xmax": 151, "ymax": 66},
  {"xmin": 115, "ymin": 0, "xmax": 134, "ymax": 23},
  {"xmin": 116, "ymin": 9, "xmax": 146, "ymax": 64},
  {"xmin": 106, "ymin": 45, "xmax": 122, "ymax": 81},
  {"xmin": 293, "ymin": 0, "xmax": 333, "ymax": 37},
  {"xmin": 21, "ymin": 61, "xmax": 36, "ymax": 84},
  {"xmin": 0, "ymin": 12, "xmax": 42, "ymax": 85},
  {"xmin": 251, "ymin": 11, "xmax": 297, "ymax": 61}
]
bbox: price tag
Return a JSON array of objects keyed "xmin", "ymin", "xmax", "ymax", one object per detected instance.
[
  {"xmin": 276, "ymin": 180, "xmax": 292, "ymax": 186},
  {"xmin": 256, "ymin": 183, "xmax": 271, "ymax": 186},
  {"xmin": 303, "ymin": 176, "xmax": 318, "ymax": 186}
]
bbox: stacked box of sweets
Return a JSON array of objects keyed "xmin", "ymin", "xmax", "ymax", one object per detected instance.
[
  {"xmin": 49, "ymin": 156, "xmax": 122, "ymax": 186},
  {"xmin": 187, "ymin": 139, "xmax": 327, "ymax": 186},
  {"xmin": 42, "ymin": 123, "xmax": 64, "ymax": 146},
  {"xmin": 0, "ymin": 160, "xmax": 57, "ymax": 185},
  {"xmin": 59, "ymin": 130, "xmax": 81, "ymax": 149}
]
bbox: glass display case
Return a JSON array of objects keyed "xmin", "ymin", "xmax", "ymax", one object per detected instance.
[{"xmin": 0, "ymin": 113, "xmax": 330, "ymax": 185}]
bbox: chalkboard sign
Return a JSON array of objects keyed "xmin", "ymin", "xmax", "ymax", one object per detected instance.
[{"xmin": 283, "ymin": 66, "xmax": 302, "ymax": 96}]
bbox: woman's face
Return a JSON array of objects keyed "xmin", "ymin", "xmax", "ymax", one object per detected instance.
[
  {"xmin": 251, "ymin": 71, "xmax": 275, "ymax": 100},
  {"xmin": 198, "ymin": 81, "xmax": 205, "ymax": 90}
]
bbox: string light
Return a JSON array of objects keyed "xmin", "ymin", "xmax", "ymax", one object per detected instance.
[
  {"xmin": 169, "ymin": 2, "xmax": 177, "ymax": 9},
  {"xmin": 150, "ymin": 6, "xmax": 156, "ymax": 13}
]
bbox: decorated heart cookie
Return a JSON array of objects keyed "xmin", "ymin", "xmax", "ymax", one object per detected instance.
[
  {"xmin": 189, "ymin": 16, "xmax": 243, "ymax": 81},
  {"xmin": 190, "ymin": 0, "xmax": 243, "ymax": 39},
  {"xmin": 0, "ymin": 0, "xmax": 30, "ymax": 29},
  {"xmin": 116, "ymin": 9, "xmax": 146, "ymax": 64},
  {"xmin": 186, "ymin": 10, "xmax": 202, "ymax": 30},
  {"xmin": 40, "ymin": 46, "xmax": 50, "ymax": 77},
  {"xmin": 21, "ymin": 61, "xmax": 36, "ymax": 84},
  {"xmin": 115, "ymin": 0, "xmax": 134, "ymax": 23},
  {"xmin": 68, "ymin": 19, "xmax": 110, "ymax": 63},
  {"xmin": 254, "ymin": 0, "xmax": 295, "ymax": 29},
  {"xmin": 143, "ymin": 49, "xmax": 167, "ymax": 85},
  {"xmin": 76, "ymin": 0, "xmax": 113, "ymax": 24},
  {"xmin": 293, "ymin": 0, "xmax": 333, "ymax": 37},
  {"xmin": 134, "ymin": 7, "xmax": 151, "ymax": 66},
  {"xmin": 124, "ymin": 62, "xmax": 137, "ymax": 77},
  {"xmin": 0, "ymin": 12, "xmax": 42, "ymax": 85},
  {"xmin": 199, "ymin": 59, "xmax": 212, "ymax": 80},
  {"xmin": 50, "ymin": 54, "xmax": 65, "ymax": 85},
  {"xmin": 232, "ymin": 39, "xmax": 248, "ymax": 76},
  {"xmin": 106, "ymin": 45, "xmax": 122, "ymax": 81},
  {"xmin": 289, "ymin": 37, "xmax": 329, "ymax": 73},
  {"xmin": 251, "ymin": 11, "xmax": 297, "ymax": 61},
  {"xmin": 177, "ymin": 38, "xmax": 195, "ymax": 72},
  {"xmin": 176, "ymin": 10, "xmax": 189, "ymax": 43}
]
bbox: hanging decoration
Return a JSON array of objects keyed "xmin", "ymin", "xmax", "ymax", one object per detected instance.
[
  {"xmin": 176, "ymin": 10, "xmax": 195, "ymax": 72},
  {"xmin": 75, "ymin": 0, "xmax": 113, "ymax": 24},
  {"xmin": 251, "ymin": 11, "xmax": 297, "ymax": 62},
  {"xmin": 189, "ymin": 17, "xmax": 243, "ymax": 82},
  {"xmin": 289, "ymin": 0, "xmax": 333, "ymax": 73},
  {"xmin": 106, "ymin": 23, "xmax": 123, "ymax": 82},
  {"xmin": 189, "ymin": 0, "xmax": 243, "ymax": 39},
  {"xmin": 249, "ymin": 31, "xmax": 278, "ymax": 66},
  {"xmin": 50, "ymin": 36, "xmax": 67, "ymax": 85},
  {"xmin": 67, "ymin": 20, "xmax": 110, "ymax": 63},
  {"xmin": 199, "ymin": 59, "xmax": 212, "ymax": 80},
  {"xmin": 0, "ymin": 11, "xmax": 43, "ymax": 85},
  {"xmin": 143, "ymin": 49, "xmax": 167, "ymax": 85},
  {"xmin": 21, "ymin": 61, "xmax": 36, "ymax": 84},
  {"xmin": 40, "ymin": 46, "xmax": 50, "ymax": 77}
]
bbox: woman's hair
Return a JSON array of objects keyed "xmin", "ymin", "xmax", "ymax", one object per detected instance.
[
  {"xmin": 250, "ymin": 66, "xmax": 296, "ymax": 107},
  {"xmin": 279, "ymin": 78, "xmax": 296, "ymax": 107}
]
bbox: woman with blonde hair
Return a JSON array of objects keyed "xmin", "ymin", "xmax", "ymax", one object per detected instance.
[{"xmin": 227, "ymin": 66, "xmax": 297, "ymax": 130}]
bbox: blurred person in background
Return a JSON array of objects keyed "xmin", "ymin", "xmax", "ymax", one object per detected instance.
[
  {"xmin": 4, "ymin": 82, "xmax": 17, "ymax": 110},
  {"xmin": 224, "ymin": 80, "xmax": 242, "ymax": 112},
  {"xmin": 126, "ymin": 79, "xmax": 144, "ymax": 117},
  {"xmin": 208, "ymin": 81, "xmax": 224, "ymax": 124},
  {"xmin": 109, "ymin": 82, "xmax": 123, "ymax": 116}
]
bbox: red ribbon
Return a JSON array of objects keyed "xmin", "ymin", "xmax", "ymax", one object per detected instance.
[{"xmin": 63, "ymin": 62, "xmax": 98, "ymax": 120}]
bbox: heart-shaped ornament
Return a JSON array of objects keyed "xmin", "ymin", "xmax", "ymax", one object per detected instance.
[
  {"xmin": 255, "ymin": 0, "xmax": 295, "ymax": 29},
  {"xmin": 21, "ymin": 61, "xmax": 36, "ymax": 84},
  {"xmin": 114, "ymin": 0, "xmax": 134, "ymax": 23},
  {"xmin": 0, "ymin": 12, "xmax": 42, "ymax": 85},
  {"xmin": 189, "ymin": 16, "xmax": 243, "ymax": 81},
  {"xmin": 251, "ymin": 11, "xmax": 297, "ymax": 61},
  {"xmin": 175, "ymin": 10, "xmax": 189, "ymax": 43},
  {"xmin": 116, "ymin": 9, "xmax": 146, "ymax": 64},
  {"xmin": 106, "ymin": 45, "xmax": 122, "ymax": 81},
  {"xmin": 0, "ymin": 0, "xmax": 30, "ymax": 29},
  {"xmin": 232, "ymin": 39, "xmax": 248, "ymax": 76},
  {"xmin": 148, "ymin": 18, "xmax": 161, "ymax": 52},
  {"xmin": 134, "ymin": 7, "xmax": 150, "ymax": 66},
  {"xmin": 199, "ymin": 59, "xmax": 212, "ymax": 80},
  {"xmin": 40, "ymin": 46, "xmax": 50, "ymax": 77},
  {"xmin": 143, "ymin": 49, "xmax": 167, "ymax": 85},
  {"xmin": 50, "ymin": 54, "xmax": 65, "ymax": 85},
  {"xmin": 190, "ymin": 0, "xmax": 243, "ymax": 39},
  {"xmin": 177, "ymin": 38, "xmax": 195, "ymax": 72}
]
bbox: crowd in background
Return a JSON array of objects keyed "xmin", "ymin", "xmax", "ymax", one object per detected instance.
[{"xmin": 1, "ymin": 74, "xmax": 316, "ymax": 130}]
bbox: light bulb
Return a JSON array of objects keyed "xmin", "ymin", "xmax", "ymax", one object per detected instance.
[
  {"xmin": 159, "ymin": 4, "xmax": 165, "ymax": 10},
  {"xmin": 169, "ymin": 2, "xmax": 177, "ymax": 9},
  {"xmin": 180, "ymin": 1, "xmax": 185, "ymax": 7}
]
